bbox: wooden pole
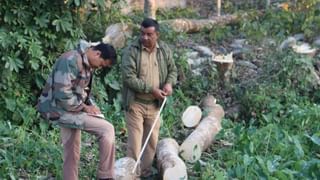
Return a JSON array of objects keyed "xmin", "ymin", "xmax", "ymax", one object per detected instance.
[{"xmin": 217, "ymin": 0, "xmax": 221, "ymax": 16}]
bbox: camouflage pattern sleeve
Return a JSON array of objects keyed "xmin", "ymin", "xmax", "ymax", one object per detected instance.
[{"xmin": 53, "ymin": 54, "xmax": 84, "ymax": 112}]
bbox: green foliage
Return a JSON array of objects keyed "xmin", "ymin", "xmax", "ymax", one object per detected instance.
[
  {"xmin": 157, "ymin": 7, "xmax": 199, "ymax": 20},
  {"xmin": 239, "ymin": 2, "xmax": 320, "ymax": 41},
  {"xmin": 238, "ymin": 51, "xmax": 318, "ymax": 124},
  {"xmin": 0, "ymin": 0, "xmax": 86, "ymax": 128},
  {"xmin": 1, "ymin": 0, "xmax": 320, "ymax": 178},
  {"xmin": 0, "ymin": 121, "xmax": 61, "ymax": 179},
  {"xmin": 207, "ymin": 25, "xmax": 233, "ymax": 43},
  {"xmin": 211, "ymin": 117, "xmax": 320, "ymax": 179},
  {"xmin": 82, "ymin": 2, "xmax": 131, "ymax": 41}
]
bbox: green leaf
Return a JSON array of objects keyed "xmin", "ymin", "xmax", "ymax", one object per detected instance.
[
  {"xmin": 214, "ymin": 170, "xmax": 225, "ymax": 180},
  {"xmin": 34, "ymin": 14, "xmax": 49, "ymax": 28},
  {"xmin": 95, "ymin": 0, "xmax": 105, "ymax": 9},
  {"xmin": 305, "ymin": 133, "xmax": 320, "ymax": 146},
  {"xmin": 243, "ymin": 154, "xmax": 253, "ymax": 166},
  {"xmin": 267, "ymin": 160, "xmax": 276, "ymax": 173},
  {"xmin": 28, "ymin": 40, "xmax": 43, "ymax": 58},
  {"xmin": 5, "ymin": 98, "xmax": 16, "ymax": 111},
  {"xmin": 74, "ymin": 0, "xmax": 80, "ymax": 6},
  {"xmin": 293, "ymin": 136, "xmax": 304, "ymax": 158},
  {"xmin": 30, "ymin": 59, "xmax": 40, "ymax": 70},
  {"xmin": 4, "ymin": 55, "xmax": 24, "ymax": 72},
  {"xmin": 108, "ymin": 80, "xmax": 120, "ymax": 90}
]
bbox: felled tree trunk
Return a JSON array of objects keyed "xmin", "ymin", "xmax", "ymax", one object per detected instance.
[
  {"xmin": 160, "ymin": 15, "xmax": 238, "ymax": 33},
  {"xmin": 156, "ymin": 138, "xmax": 188, "ymax": 180},
  {"xmin": 182, "ymin": 105, "xmax": 202, "ymax": 128},
  {"xmin": 179, "ymin": 95, "xmax": 224, "ymax": 163},
  {"xmin": 102, "ymin": 14, "xmax": 240, "ymax": 49},
  {"xmin": 115, "ymin": 157, "xmax": 138, "ymax": 180}
]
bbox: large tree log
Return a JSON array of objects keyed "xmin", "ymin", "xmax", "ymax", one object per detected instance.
[
  {"xmin": 102, "ymin": 14, "xmax": 239, "ymax": 49},
  {"xmin": 156, "ymin": 138, "xmax": 188, "ymax": 180},
  {"xmin": 179, "ymin": 95, "xmax": 224, "ymax": 163},
  {"xmin": 160, "ymin": 15, "xmax": 238, "ymax": 33},
  {"xmin": 115, "ymin": 157, "xmax": 138, "ymax": 180},
  {"xmin": 182, "ymin": 105, "xmax": 202, "ymax": 128}
]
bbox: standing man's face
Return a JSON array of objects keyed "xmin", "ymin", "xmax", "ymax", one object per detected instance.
[{"xmin": 140, "ymin": 26, "xmax": 159, "ymax": 49}]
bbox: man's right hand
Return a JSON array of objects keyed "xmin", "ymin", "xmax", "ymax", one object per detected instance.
[
  {"xmin": 83, "ymin": 104, "xmax": 101, "ymax": 114},
  {"xmin": 152, "ymin": 88, "xmax": 166, "ymax": 100}
]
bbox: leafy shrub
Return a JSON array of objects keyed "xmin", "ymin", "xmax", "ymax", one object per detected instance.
[{"xmin": 238, "ymin": 51, "xmax": 319, "ymax": 125}]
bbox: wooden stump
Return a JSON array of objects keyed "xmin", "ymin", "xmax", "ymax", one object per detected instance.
[{"xmin": 212, "ymin": 53, "xmax": 234, "ymax": 84}]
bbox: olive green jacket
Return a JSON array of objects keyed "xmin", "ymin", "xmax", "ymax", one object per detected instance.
[{"xmin": 121, "ymin": 38, "xmax": 177, "ymax": 110}]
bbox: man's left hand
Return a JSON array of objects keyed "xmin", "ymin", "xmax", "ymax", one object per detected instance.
[{"xmin": 162, "ymin": 83, "xmax": 173, "ymax": 96}]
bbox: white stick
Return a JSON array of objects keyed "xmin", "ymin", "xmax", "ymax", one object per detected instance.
[
  {"xmin": 217, "ymin": 0, "xmax": 221, "ymax": 16},
  {"xmin": 132, "ymin": 97, "xmax": 167, "ymax": 174}
]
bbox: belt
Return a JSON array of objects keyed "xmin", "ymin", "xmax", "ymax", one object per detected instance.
[{"xmin": 135, "ymin": 97, "xmax": 158, "ymax": 105}]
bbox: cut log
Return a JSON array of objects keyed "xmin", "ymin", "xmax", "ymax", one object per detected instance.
[
  {"xmin": 160, "ymin": 15, "xmax": 238, "ymax": 33},
  {"xmin": 115, "ymin": 157, "xmax": 138, "ymax": 180},
  {"xmin": 102, "ymin": 23, "xmax": 134, "ymax": 49},
  {"xmin": 179, "ymin": 96, "xmax": 224, "ymax": 163},
  {"xmin": 182, "ymin": 105, "xmax": 202, "ymax": 128},
  {"xmin": 156, "ymin": 138, "xmax": 188, "ymax": 180}
]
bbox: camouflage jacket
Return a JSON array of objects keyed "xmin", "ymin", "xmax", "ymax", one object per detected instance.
[
  {"xmin": 37, "ymin": 42, "xmax": 93, "ymax": 125},
  {"xmin": 121, "ymin": 38, "xmax": 177, "ymax": 110}
]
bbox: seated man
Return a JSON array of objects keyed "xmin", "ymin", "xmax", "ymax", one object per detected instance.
[{"xmin": 37, "ymin": 40, "xmax": 117, "ymax": 180}]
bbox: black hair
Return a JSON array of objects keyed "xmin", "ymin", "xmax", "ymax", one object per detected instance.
[
  {"xmin": 141, "ymin": 18, "xmax": 159, "ymax": 32},
  {"xmin": 92, "ymin": 43, "xmax": 117, "ymax": 65}
]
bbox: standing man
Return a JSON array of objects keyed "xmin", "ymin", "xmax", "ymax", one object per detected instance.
[
  {"xmin": 37, "ymin": 40, "xmax": 117, "ymax": 180},
  {"xmin": 121, "ymin": 18, "xmax": 177, "ymax": 177}
]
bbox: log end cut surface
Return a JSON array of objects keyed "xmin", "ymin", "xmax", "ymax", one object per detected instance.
[{"xmin": 182, "ymin": 105, "xmax": 202, "ymax": 127}]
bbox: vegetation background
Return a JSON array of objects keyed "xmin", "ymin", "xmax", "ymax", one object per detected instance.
[{"xmin": 0, "ymin": 0, "xmax": 319, "ymax": 179}]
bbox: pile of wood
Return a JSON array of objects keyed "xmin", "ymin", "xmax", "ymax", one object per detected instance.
[{"xmin": 115, "ymin": 95, "xmax": 224, "ymax": 180}]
